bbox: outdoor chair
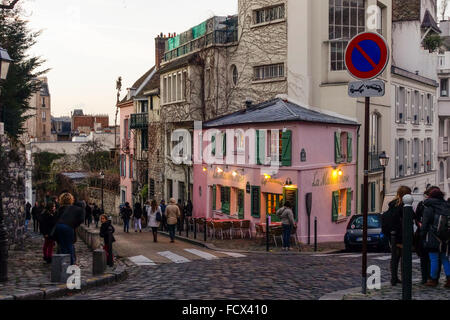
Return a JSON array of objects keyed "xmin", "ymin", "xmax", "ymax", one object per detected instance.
[
  {"xmin": 221, "ymin": 221, "xmax": 233, "ymax": 240},
  {"xmin": 207, "ymin": 220, "xmax": 215, "ymax": 239},
  {"xmin": 240, "ymin": 220, "xmax": 251, "ymax": 239},
  {"xmin": 269, "ymin": 226, "xmax": 283, "ymax": 247},
  {"xmin": 255, "ymin": 224, "xmax": 265, "ymax": 239},
  {"xmin": 212, "ymin": 221, "xmax": 223, "ymax": 239},
  {"xmin": 231, "ymin": 221, "xmax": 242, "ymax": 239}
]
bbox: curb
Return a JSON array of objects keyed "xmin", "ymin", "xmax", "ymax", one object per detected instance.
[
  {"xmin": 0, "ymin": 266, "xmax": 128, "ymax": 300},
  {"xmin": 319, "ymin": 278, "xmax": 422, "ymax": 300},
  {"xmin": 158, "ymin": 231, "xmax": 342, "ymax": 256}
]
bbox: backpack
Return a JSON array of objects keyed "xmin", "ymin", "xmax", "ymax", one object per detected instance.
[
  {"xmin": 434, "ymin": 210, "xmax": 450, "ymax": 242},
  {"xmin": 156, "ymin": 208, "xmax": 162, "ymax": 222}
]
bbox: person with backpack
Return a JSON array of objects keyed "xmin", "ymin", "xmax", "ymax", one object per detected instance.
[
  {"xmin": 147, "ymin": 199, "xmax": 162, "ymax": 243},
  {"xmin": 420, "ymin": 186, "xmax": 450, "ymax": 288},
  {"xmin": 133, "ymin": 202, "xmax": 143, "ymax": 233},
  {"xmin": 160, "ymin": 200, "xmax": 167, "ymax": 231},
  {"xmin": 39, "ymin": 202, "xmax": 57, "ymax": 264},
  {"xmin": 276, "ymin": 201, "xmax": 296, "ymax": 251},
  {"xmin": 382, "ymin": 186, "xmax": 413, "ymax": 286},
  {"xmin": 121, "ymin": 202, "xmax": 132, "ymax": 233},
  {"xmin": 93, "ymin": 204, "xmax": 101, "ymax": 228},
  {"xmin": 100, "ymin": 214, "xmax": 115, "ymax": 268}
]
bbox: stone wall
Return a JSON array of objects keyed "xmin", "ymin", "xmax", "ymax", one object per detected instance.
[
  {"xmin": 88, "ymin": 187, "xmax": 120, "ymax": 218},
  {"xmin": 0, "ymin": 135, "xmax": 26, "ymax": 249}
]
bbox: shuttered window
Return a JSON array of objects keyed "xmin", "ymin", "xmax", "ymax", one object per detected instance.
[
  {"xmin": 211, "ymin": 135, "xmax": 216, "ymax": 156},
  {"xmin": 251, "ymin": 186, "xmax": 261, "ymax": 218},
  {"xmin": 347, "ymin": 133, "xmax": 353, "ymax": 163},
  {"xmin": 335, "ymin": 132, "xmax": 342, "ymax": 164},
  {"xmin": 346, "ymin": 189, "xmax": 353, "ymax": 217},
  {"xmin": 256, "ymin": 130, "xmax": 266, "ymax": 165},
  {"xmin": 281, "ymin": 130, "xmax": 292, "ymax": 166},
  {"xmin": 212, "ymin": 185, "xmax": 216, "ymax": 210},
  {"xmin": 332, "ymin": 191, "xmax": 339, "ymax": 222}
]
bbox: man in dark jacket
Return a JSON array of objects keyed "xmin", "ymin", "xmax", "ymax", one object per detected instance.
[
  {"xmin": 25, "ymin": 202, "xmax": 32, "ymax": 233},
  {"xmin": 133, "ymin": 203, "xmax": 143, "ymax": 233},
  {"xmin": 85, "ymin": 203, "xmax": 92, "ymax": 228},
  {"xmin": 31, "ymin": 202, "xmax": 42, "ymax": 233},
  {"xmin": 420, "ymin": 187, "xmax": 450, "ymax": 287},
  {"xmin": 100, "ymin": 215, "xmax": 115, "ymax": 267},
  {"xmin": 93, "ymin": 204, "xmax": 101, "ymax": 228},
  {"xmin": 121, "ymin": 202, "xmax": 132, "ymax": 233}
]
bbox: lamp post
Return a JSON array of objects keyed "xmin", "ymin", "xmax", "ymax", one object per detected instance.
[
  {"xmin": 379, "ymin": 152, "xmax": 390, "ymax": 204},
  {"xmin": 0, "ymin": 46, "xmax": 13, "ymax": 282},
  {"xmin": 100, "ymin": 171, "xmax": 105, "ymax": 214}
]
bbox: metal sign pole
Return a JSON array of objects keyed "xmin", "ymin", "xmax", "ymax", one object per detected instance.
[{"xmin": 362, "ymin": 96, "xmax": 370, "ymax": 294}]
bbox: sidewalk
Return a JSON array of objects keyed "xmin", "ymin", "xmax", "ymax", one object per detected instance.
[
  {"xmin": 158, "ymin": 225, "xmax": 344, "ymax": 254},
  {"xmin": 0, "ymin": 230, "xmax": 126, "ymax": 300}
]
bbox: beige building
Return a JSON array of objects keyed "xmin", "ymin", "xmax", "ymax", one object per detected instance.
[{"xmin": 21, "ymin": 77, "xmax": 53, "ymax": 144}]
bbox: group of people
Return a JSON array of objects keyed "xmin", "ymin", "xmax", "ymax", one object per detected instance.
[
  {"xmin": 24, "ymin": 193, "xmax": 116, "ymax": 268},
  {"xmin": 383, "ymin": 186, "xmax": 450, "ymax": 288},
  {"xmin": 119, "ymin": 198, "xmax": 193, "ymax": 243}
]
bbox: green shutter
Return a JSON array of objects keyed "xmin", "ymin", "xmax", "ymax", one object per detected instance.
[
  {"xmin": 347, "ymin": 133, "xmax": 353, "ymax": 163},
  {"xmin": 346, "ymin": 189, "xmax": 352, "ymax": 217},
  {"xmin": 212, "ymin": 135, "xmax": 216, "ymax": 156},
  {"xmin": 371, "ymin": 183, "xmax": 376, "ymax": 212},
  {"xmin": 212, "ymin": 185, "xmax": 216, "ymax": 210},
  {"xmin": 223, "ymin": 133, "xmax": 227, "ymax": 156},
  {"xmin": 335, "ymin": 132, "xmax": 342, "ymax": 164},
  {"xmin": 332, "ymin": 191, "xmax": 339, "ymax": 222},
  {"xmin": 256, "ymin": 130, "xmax": 265, "ymax": 165},
  {"xmin": 251, "ymin": 186, "xmax": 261, "ymax": 218},
  {"xmin": 281, "ymin": 130, "xmax": 292, "ymax": 167}
]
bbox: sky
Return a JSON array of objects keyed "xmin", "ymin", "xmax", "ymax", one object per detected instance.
[{"xmin": 21, "ymin": 0, "xmax": 237, "ymax": 121}]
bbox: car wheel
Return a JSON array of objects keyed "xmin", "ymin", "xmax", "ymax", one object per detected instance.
[{"xmin": 345, "ymin": 244, "xmax": 353, "ymax": 253}]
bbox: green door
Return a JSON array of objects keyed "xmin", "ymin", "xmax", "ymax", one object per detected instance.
[{"xmin": 238, "ymin": 190, "xmax": 245, "ymax": 219}]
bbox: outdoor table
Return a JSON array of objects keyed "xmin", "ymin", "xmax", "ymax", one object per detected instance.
[{"xmin": 257, "ymin": 222, "xmax": 282, "ymax": 233}]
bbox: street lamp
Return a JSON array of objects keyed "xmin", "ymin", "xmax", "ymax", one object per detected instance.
[
  {"xmin": 100, "ymin": 171, "xmax": 105, "ymax": 213},
  {"xmin": 379, "ymin": 151, "xmax": 390, "ymax": 203},
  {"xmin": 0, "ymin": 46, "xmax": 12, "ymax": 282}
]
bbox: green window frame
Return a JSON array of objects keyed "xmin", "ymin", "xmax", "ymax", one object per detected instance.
[
  {"xmin": 212, "ymin": 185, "xmax": 217, "ymax": 210},
  {"xmin": 251, "ymin": 186, "xmax": 261, "ymax": 218},
  {"xmin": 266, "ymin": 193, "xmax": 283, "ymax": 222},
  {"xmin": 220, "ymin": 186, "xmax": 231, "ymax": 214},
  {"xmin": 335, "ymin": 132, "xmax": 342, "ymax": 164},
  {"xmin": 281, "ymin": 130, "xmax": 292, "ymax": 166},
  {"xmin": 211, "ymin": 135, "xmax": 216, "ymax": 156},
  {"xmin": 332, "ymin": 191, "xmax": 339, "ymax": 222}
]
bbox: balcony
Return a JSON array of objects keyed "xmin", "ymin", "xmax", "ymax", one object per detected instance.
[
  {"xmin": 369, "ymin": 152, "xmax": 384, "ymax": 173},
  {"xmin": 130, "ymin": 113, "xmax": 149, "ymax": 130},
  {"xmin": 439, "ymin": 137, "xmax": 450, "ymax": 156}
]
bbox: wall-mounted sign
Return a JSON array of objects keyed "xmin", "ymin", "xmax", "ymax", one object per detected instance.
[
  {"xmin": 301, "ymin": 149, "xmax": 307, "ymax": 162},
  {"xmin": 312, "ymin": 171, "xmax": 349, "ymax": 187},
  {"xmin": 261, "ymin": 177, "xmax": 285, "ymax": 186}
]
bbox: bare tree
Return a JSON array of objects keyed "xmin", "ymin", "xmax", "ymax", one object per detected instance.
[
  {"xmin": 0, "ymin": 0, "xmax": 20, "ymax": 10},
  {"xmin": 441, "ymin": 0, "xmax": 449, "ymax": 21}
]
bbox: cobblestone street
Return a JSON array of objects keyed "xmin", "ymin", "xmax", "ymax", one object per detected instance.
[{"xmin": 61, "ymin": 250, "xmax": 430, "ymax": 300}]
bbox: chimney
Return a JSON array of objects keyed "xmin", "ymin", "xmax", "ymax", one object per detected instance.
[
  {"xmin": 245, "ymin": 99, "xmax": 253, "ymax": 110},
  {"xmin": 155, "ymin": 33, "xmax": 167, "ymax": 70}
]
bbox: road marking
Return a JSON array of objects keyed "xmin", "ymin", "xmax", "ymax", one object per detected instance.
[
  {"xmin": 219, "ymin": 251, "xmax": 247, "ymax": 258},
  {"xmin": 339, "ymin": 254, "xmax": 362, "ymax": 258},
  {"xmin": 158, "ymin": 251, "xmax": 191, "ymax": 264},
  {"xmin": 128, "ymin": 255, "xmax": 157, "ymax": 266},
  {"xmin": 413, "ymin": 259, "xmax": 420, "ymax": 264},
  {"xmin": 374, "ymin": 256, "xmax": 391, "ymax": 261},
  {"xmin": 184, "ymin": 249, "xmax": 219, "ymax": 260}
]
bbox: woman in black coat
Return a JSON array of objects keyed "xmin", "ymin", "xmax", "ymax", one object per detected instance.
[
  {"xmin": 100, "ymin": 215, "xmax": 115, "ymax": 267},
  {"xmin": 39, "ymin": 202, "xmax": 57, "ymax": 264},
  {"xmin": 133, "ymin": 203, "xmax": 143, "ymax": 233}
]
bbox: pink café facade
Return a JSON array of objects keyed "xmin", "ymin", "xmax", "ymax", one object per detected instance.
[
  {"xmin": 118, "ymin": 97, "xmax": 135, "ymax": 206},
  {"xmin": 193, "ymin": 98, "xmax": 360, "ymax": 243}
]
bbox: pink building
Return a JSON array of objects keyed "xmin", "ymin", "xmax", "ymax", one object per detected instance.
[
  {"xmin": 118, "ymin": 98, "xmax": 135, "ymax": 205},
  {"xmin": 193, "ymin": 98, "xmax": 360, "ymax": 243}
]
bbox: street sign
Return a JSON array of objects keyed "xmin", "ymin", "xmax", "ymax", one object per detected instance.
[
  {"xmin": 348, "ymin": 80, "xmax": 385, "ymax": 98},
  {"xmin": 345, "ymin": 32, "xmax": 389, "ymax": 80}
]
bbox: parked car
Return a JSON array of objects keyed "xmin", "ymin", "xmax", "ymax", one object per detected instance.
[{"xmin": 344, "ymin": 214, "xmax": 390, "ymax": 252}]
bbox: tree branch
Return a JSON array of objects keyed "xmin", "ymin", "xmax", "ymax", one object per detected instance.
[{"xmin": 0, "ymin": 0, "xmax": 20, "ymax": 10}]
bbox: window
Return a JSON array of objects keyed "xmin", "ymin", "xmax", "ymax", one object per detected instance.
[
  {"xmin": 162, "ymin": 69, "xmax": 187, "ymax": 105},
  {"xmin": 236, "ymin": 129, "xmax": 245, "ymax": 153},
  {"xmin": 425, "ymin": 138, "xmax": 433, "ymax": 172},
  {"xmin": 179, "ymin": 181, "xmax": 186, "ymax": 204},
  {"xmin": 256, "ymin": 129, "xmax": 292, "ymax": 166},
  {"xmin": 253, "ymin": 63, "xmax": 285, "ymax": 81},
  {"xmin": 332, "ymin": 189, "xmax": 352, "ymax": 222},
  {"xmin": 42, "ymin": 111, "xmax": 46, "ymax": 120},
  {"xmin": 329, "ymin": 0, "xmax": 365, "ymax": 71},
  {"xmin": 441, "ymin": 79, "xmax": 448, "ymax": 97},
  {"xmin": 231, "ymin": 65, "xmax": 238, "ymax": 86},
  {"xmin": 254, "ymin": 4, "xmax": 285, "ymax": 25},
  {"xmin": 141, "ymin": 129, "xmax": 148, "ymax": 151},
  {"xmin": 413, "ymin": 139, "xmax": 420, "ymax": 174},
  {"xmin": 42, "ymin": 124, "xmax": 46, "ymax": 136},
  {"xmin": 426, "ymin": 94, "xmax": 434, "ymax": 125},
  {"xmin": 220, "ymin": 186, "xmax": 231, "ymax": 214},
  {"xmin": 266, "ymin": 193, "xmax": 283, "ymax": 222},
  {"xmin": 335, "ymin": 131, "xmax": 353, "ymax": 164},
  {"xmin": 396, "ymin": 86, "xmax": 406, "ymax": 123},
  {"xmin": 375, "ymin": 5, "xmax": 383, "ymax": 35},
  {"xmin": 369, "ymin": 113, "xmax": 381, "ymax": 153},
  {"xmin": 413, "ymin": 91, "xmax": 420, "ymax": 124},
  {"xmin": 395, "ymin": 138, "xmax": 407, "ymax": 177},
  {"xmin": 140, "ymin": 101, "xmax": 149, "ymax": 113},
  {"xmin": 42, "ymin": 97, "xmax": 45, "ymax": 108},
  {"xmin": 167, "ymin": 179, "xmax": 173, "ymax": 199},
  {"xmin": 251, "ymin": 186, "xmax": 261, "ymax": 218}
]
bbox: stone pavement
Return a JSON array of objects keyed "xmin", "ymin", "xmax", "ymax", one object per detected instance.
[
  {"xmin": 0, "ymin": 230, "xmax": 126, "ymax": 299},
  {"xmin": 62, "ymin": 251, "xmax": 416, "ymax": 300}
]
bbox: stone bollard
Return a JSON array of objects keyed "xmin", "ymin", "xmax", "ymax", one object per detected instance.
[
  {"xmin": 51, "ymin": 254, "xmax": 71, "ymax": 283},
  {"xmin": 93, "ymin": 249, "xmax": 106, "ymax": 276}
]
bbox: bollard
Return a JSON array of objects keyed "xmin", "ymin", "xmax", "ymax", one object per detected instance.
[
  {"xmin": 402, "ymin": 195, "xmax": 414, "ymax": 301},
  {"xmin": 266, "ymin": 214, "xmax": 270, "ymax": 252},
  {"xmin": 314, "ymin": 217, "xmax": 318, "ymax": 252},
  {"xmin": 186, "ymin": 217, "xmax": 189, "ymax": 238},
  {"xmin": 51, "ymin": 254, "xmax": 71, "ymax": 283},
  {"xmin": 194, "ymin": 219, "xmax": 197, "ymax": 240},
  {"xmin": 204, "ymin": 219, "xmax": 207, "ymax": 242},
  {"xmin": 93, "ymin": 249, "xmax": 107, "ymax": 276}
]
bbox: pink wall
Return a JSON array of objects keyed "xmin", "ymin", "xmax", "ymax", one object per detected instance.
[
  {"xmin": 119, "ymin": 103, "xmax": 135, "ymax": 205},
  {"xmin": 193, "ymin": 121, "xmax": 358, "ymax": 243}
]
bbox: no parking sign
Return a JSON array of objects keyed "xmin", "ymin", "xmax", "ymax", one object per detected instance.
[{"xmin": 345, "ymin": 32, "xmax": 389, "ymax": 81}]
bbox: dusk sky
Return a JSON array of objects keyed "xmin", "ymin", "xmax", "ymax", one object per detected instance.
[{"xmin": 22, "ymin": 0, "xmax": 237, "ymax": 122}]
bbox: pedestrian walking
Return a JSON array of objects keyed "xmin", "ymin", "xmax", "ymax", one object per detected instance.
[
  {"xmin": 121, "ymin": 202, "xmax": 132, "ymax": 233},
  {"xmin": 177, "ymin": 199, "xmax": 185, "ymax": 232},
  {"xmin": 53, "ymin": 193, "xmax": 85, "ymax": 265},
  {"xmin": 31, "ymin": 201, "xmax": 42, "ymax": 233},
  {"xmin": 382, "ymin": 186, "xmax": 413, "ymax": 286},
  {"xmin": 93, "ymin": 204, "xmax": 101, "ymax": 228},
  {"xmin": 143, "ymin": 201, "xmax": 150, "ymax": 228},
  {"xmin": 39, "ymin": 202, "xmax": 57, "ymax": 264},
  {"xmin": 166, "ymin": 198, "xmax": 180, "ymax": 243},
  {"xmin": 276, "ymin": 201, "xmax": 296, "ymax": 251},
  {"xmin": 25, "ymin": 202, "xmax": 31, "ymax": 233},
  {"xmin": 160, "ymin": 200, "xmax": 167, "ymax": 231},
  {"xmin": 85, "ymin": 203, "xmax": 93, "ymax": 228},
  {"xmin": 100, "ymin": 214, "xmax": 115, "ymax": 268},
  {"xmin": 420, "ymin": 187, "xmax": 450, "ymax": 288},
  {"xmin": 147, "ymin": 200, "xmax": 162, "ymax": 243},
  {"xmin": 133, "ymin": 202, "xmax": 143, "ymax": 233}
]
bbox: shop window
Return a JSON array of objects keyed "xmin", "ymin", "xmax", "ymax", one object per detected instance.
[
  {"xmin": 251, "ymin": 186, "xmax": 261, "ymax": 218},
  {"xmin": 335, "ymin": 131, "xmax": 353, "ymax": 164},
  {"xmin": 266, "ymin": 193, "xmax": 283, "ymax": 222},
  {"xmin": 220, "ymin": 186, "xmax": 231, "ymax": 214},
  {"xmin": 332, "ymin": 189, "xmax": 352, "ymax": 222}
]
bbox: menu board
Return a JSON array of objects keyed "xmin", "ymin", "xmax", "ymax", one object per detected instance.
[{"xmin": 284, "ymin": 188, "xmax": 298, "ymax": 220}]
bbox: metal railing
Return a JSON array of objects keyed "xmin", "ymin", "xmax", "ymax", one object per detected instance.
[
  {"xmin": 130, "ymin": 113, "xmax": 149, "ymax": 130},
  {"xmin": 163, "ymin": 30, "xmax": 238, "ymax": 62}
]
